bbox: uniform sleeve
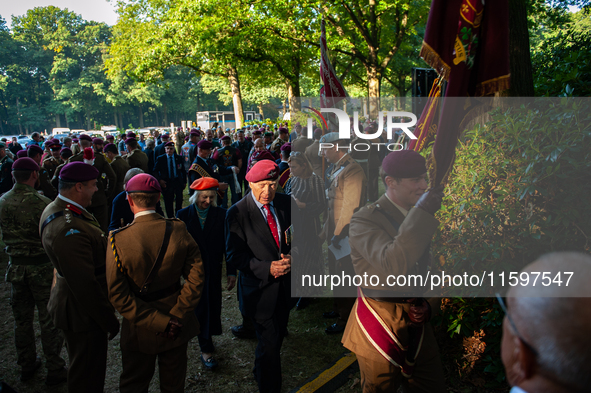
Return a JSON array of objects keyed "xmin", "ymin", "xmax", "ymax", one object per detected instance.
[
  {"xmin": 106, "ymin": 234, "xmax": 171, "ymax": 333},
  {"xmin": 169, "ymin": 226, "xmax": 204, "ymax": 319},
  {"xmin": 349, "ymin": 207, "xmax": 439, "ymax": 277},
  {"xmin": 53, "ymin": 226, "xmax": 118, "ymax": 333},
  {"xmin": 334, "ymin": 165, "xmax": 366, "ymax": 236},
  {"xmin": 102, "ymin": 159, "xmax": 117, "ymax": 199}
]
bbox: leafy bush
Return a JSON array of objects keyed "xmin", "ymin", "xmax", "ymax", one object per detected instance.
[{"xmin": 432, "ymin": 98, "xmax": 591, "ymax": 384}]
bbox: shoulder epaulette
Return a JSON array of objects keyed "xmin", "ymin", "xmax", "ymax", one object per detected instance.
[
  {"xmin": 165, "ymin": 217, "xmax": 181, "ymax": 222},
  {"xmin": 109, "ymin": 222, "xmax": 134, "ymax": 237}
]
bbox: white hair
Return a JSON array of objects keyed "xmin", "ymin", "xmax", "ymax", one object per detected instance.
[{"xmin": 189, "ymin": 189, "xmax": 217, "ymax": 207}]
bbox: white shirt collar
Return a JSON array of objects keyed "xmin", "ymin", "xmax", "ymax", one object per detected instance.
[
  {"xmin": 509, "ymin": 387, "xmax": 528, "ymax": 393},
  {"xmin": 58, "ymin": 194, "xmax": 86, "ymax": 212},
  {"xmin": 134, "ymin": 210, "xmax": 156, "ymax": 219}
]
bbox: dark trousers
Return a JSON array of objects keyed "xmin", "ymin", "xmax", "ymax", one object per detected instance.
[
  {"xmin": 162, "ymin": 182, "xmax": 184, "ymax": 218},
  {"xmin": 62, "ymin": 328, "xmax": 108, "ymax": 393},
  {"xmin": 197, "ymin": 335, "xmax": 215, "ymax": 354},
  {"xmin": 120, "ymin": 343, "xmax": 188, "ymax": 393},
  {"xmin": 251, "ymin": 296, "xmax": 291, "ymax": 393},
  {"xmin": 328, "ymin": 251, "xmax": 356, "ymax": 327},
  {"xmin": 220, "ymin": 174, "xmax": 241, "ymax": 207}
]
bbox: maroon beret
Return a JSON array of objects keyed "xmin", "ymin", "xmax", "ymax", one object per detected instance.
[
  {"xmin": 279, "ymin": 127, "xmax": 289, "ymax": 135},
  {"xmin": 382, "ymin": 150, "xmax": 427, "ymax": 179},
  {"xmin": 60, "ymin": 147, "xmax": 73, "ymax": 158},
  {"xmin": 27, "ymin": 145, "xmax": 43, "ymax": 156},
  {"xmin": 126, "ymin": 173, "xmax": 162, "ymax": 194},
  {"xmin": 197, "ymin": 140, "xmax": 213, "ymax": 149},
  {"xmin": 50, "ymin": 143, "xmax": 62, "ymax": 150},
  {"xmin": 313, "ymin": 129, "xmax": 323, "ymax": 140},
  {"xmin": 79, "ymin": 134, "xmax": 92, "ymax": 142},
  {"xmin": 60, "ymin": 162, "xmax": 99, "ymax": 182},
  {"xmin": 12, "ymin": 157, "xmax": 39, "ymax": 171},
  {"xmin": 72, "ymin": 138, "xmax": 79, "ymax": 143},
  {"xmin": 221, "ymin": 136, "xmax": 231, "ymax": 142},
  {"xmin": 189, "ymin": 131, "xmax": 200, "ymax": 137},
  {"xmin": 125, "ymin": 137, "xmax": 136, "ymax": 145},
  {"xmin": 161, "ymin": 134, "xmax": 170, "ymax": 140},
  {"xmin": 253, "ymin": 131, "xmax": 262, "ymax": 136},
  {"xmin": 126, "ymin": 131, "xmax": 135, "ymax": 138},
  {"xmin": 16, "ymin": 150, "xmax": 28, "ymax": 159},
  {"xmin": 105, "ymin": 134, "xmax": 114, "ymax": 140},
  {"xmin": 249, "ymin": 150, "xmax": 276, "ymax": 163},
  {"xmin": 184, "ymin": 136, "xmax": 189, "ymax": 141},
  {"xmin": 164, "ymin": 141, "xmax": 174, "ymax": 147},
  {"xmin": 280, "ymin": 143, "xmax": 291, "ymax": 152},
  {"xmin": 190, "ymin": 128, "xmax": 198, "ymax": 133},
  {"xmin": 246, "ymin": 160, "xmax": 279, "ymax": 182},
  {"xmin": 92, "ymin": 138, "xmax": 103, "ymax": 145}
]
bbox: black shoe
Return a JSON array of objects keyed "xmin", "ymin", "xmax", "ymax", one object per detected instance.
[
  {"xmin": 296, "ymin": 297, "xmax": 309, "ymax": 311},
  {"xmin": 231, "ymin": 324, "xmax": 256, "ymax": 339},
  {"xmin": 325, "ymin": 323, "xmax": 346, "ymax": 335},
  {"xmin": 200, "ymin": 355, "xmax": 218, "ymax": 371},
  {"xmin": 322, "ymin": 311, "xmax": 339, "ymax": 319},
  {"xmin": 45, "ymin": 367, "xmax": 67, "ymax": 386},
  {"xmin": 21, "ymin": 357, "xmax": 42, "ymax": 382}
]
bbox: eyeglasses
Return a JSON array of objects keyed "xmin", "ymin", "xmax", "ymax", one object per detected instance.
[{"xmin": 495, "ymin": 293, "xmax": 539, "ymax": 357}]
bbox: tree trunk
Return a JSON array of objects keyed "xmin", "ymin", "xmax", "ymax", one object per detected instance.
[
  {"xmin": 258, "ymin": 103, "xmax": 265, "ymax": 119},
  {"xmin": 118, "ymin": 112, "xmax": 123, "ymax": 130},
  {"xmin": 508, "ymin": 0, "xmax": 534, "ymax": 96},
  {"xmin": 227, "ymin": 65, "xmax": 244, "ymax": 129},
  {"xmin": 65, "ymin": 115, "xmax": 70, "ymax": 129},
  {"xmin": 163, "ymin": 103, "xmax": 168, "ymax": 125},
  {"xmin": 287, "ymin": 80, "xmax": 301, "ymax": 114},
  {"xmin": 86, "ymin": 112, "xmax": 91, "ymax": 130},
  {"xmin": 367, "ymin": 65, "xmax": 381, "ymax": 120},
  {"xmin": 55, "ymin": 114, "xmax": 61, "ymax": 128},
  {"xmin": 138, "ymin": 105, "xmax": 144, "ymax": 128},
  {"xmin": 155, "ymin": 106, "xmax": 160, "ymax": 126}
]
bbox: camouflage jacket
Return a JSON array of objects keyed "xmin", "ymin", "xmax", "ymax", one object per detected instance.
[{"xmin": 0, "ymin": 183, "xmax": 51, "ymax": 259}]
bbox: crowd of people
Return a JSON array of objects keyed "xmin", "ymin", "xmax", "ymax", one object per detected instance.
[{"xmin": 0, "ymin": 121, "xmax": 589, "ymax": 393}]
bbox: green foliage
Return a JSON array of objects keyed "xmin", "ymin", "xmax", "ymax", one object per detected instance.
[{"xmin": 432, "ymin": 98, "xmax": 591, "ymax": 385}]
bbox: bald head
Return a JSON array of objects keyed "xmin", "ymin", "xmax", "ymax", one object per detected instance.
[{"xmin": 502, "ymin": 252, "xmax": 591, "ymax": 393}]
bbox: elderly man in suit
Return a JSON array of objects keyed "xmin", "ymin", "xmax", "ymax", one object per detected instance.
[
  {"xmin": 225, "ymin": 160, "xmax": 294, "ymax": 393},
  {"xmin": 153, "ymin": 142, "xmax": 187, "ymax": 218},
  {"xmin": 106, "ymin": 173, "xmax": 204, "ymax": 393}
]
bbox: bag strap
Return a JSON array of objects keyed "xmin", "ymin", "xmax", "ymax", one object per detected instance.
[{"xmin": 139, "ymin": 220, "xmax": 173, "ymax": 295}]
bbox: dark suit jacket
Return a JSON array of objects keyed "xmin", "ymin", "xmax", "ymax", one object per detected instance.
[
  {"xmin": 154, "ymin": 143, "xmax": 167, "ymax": 161},
  {"xmin": 177, "ymin": 204, "xmax": 235, "ymax": 337},
  {"xmin": 145, "ymin": 148, "xmax": 155, "ymax": 175},
  {"xmin": 225, "ymin": 192, "xmax": 292, "ymax": 319},
  {"xmin": 153, "ymin": 153, "xmax": 187, "ymax": 187},
  {"xmin": 108, "ymin": 191, "xmax": 164, "ymax": 232}
]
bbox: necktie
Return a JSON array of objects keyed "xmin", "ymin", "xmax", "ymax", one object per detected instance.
[
  {"xmin": 168, "ymin": 156, "xmax": 176, "ymax": 178},
  {"xmin": 263, "ymin": 204, "xmax": 279, "ymax": 248}
]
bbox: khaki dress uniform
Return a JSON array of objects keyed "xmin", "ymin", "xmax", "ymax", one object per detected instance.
[
  {"xmin": 342, "ymin": 195, "xmax": 445, "ymax": 393},
  {"xmin": 107, "ymin": 213, "xmax": 204, "ymax": 393},
  {"xmin": 126, "ymin": 148, "xmax": 149, "ymax": 173},
  {"xmin": 42, "ymin": 156, "xmax": 61, "ymax": 180},
  {"xmin": 40, "ymin": 197, "xmax": 120, "ymax": 393},
  {"xmin": 110, "ymin": 155, "xmax": 131, "ymax": 196},
  {"xmin": 36, "ymin": 167, "xmax": 57, "ymax": 200},
  {"xmin": 304, "ymin": 140, "xmax": 323, "ymax": 177},
  {"xmin": 63, "ymin": 152, "xmax": 117, "ymax": 232},
  {"xmin": 323, "ymin": 153, "xmax": 367, "ymax": 327}
]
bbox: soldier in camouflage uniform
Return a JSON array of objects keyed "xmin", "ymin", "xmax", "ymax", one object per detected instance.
[
  {"xmin": 0, "ymin": 157, "xmax": 67, "ymax": 385},
  {"xmin": 27, "ymin": 144, "xmax": 57, "ymax": 200},
  {"xmin": 0, "ymin": 142, "xmax": 14, "ymax": 195},
  {"xmin": 269, "ymin": 127, "xmax": 289, "ymax": 156},
  {"xmin": 42, "ymin": 142, "xmax": 63, "ymax": 179}
]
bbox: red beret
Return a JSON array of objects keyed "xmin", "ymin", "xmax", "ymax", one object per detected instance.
[
  {"xmin": 246, "ymin": 160, "xmax": 279, "ymax": 183},
  {"xmin": 382, "ymin": 150, "xmax": 427, "ymax": 179},
  {"xmin": 16, "ymin": 150, "xmax": 28, "ymax": 159},
  {"xmin": 190, "ymin": 177, "xmax": 219, "ymax": 191},
  {"xmin": 79, "ymin": 134, "xmax": 92, "ymax": 142},
  {"xmin": 280, "ymin": 143, "xmax": 291, "ymax": 152},
  {"xmin": 126, "ymin": 173, "xmax": 162, "ymax": 193},
  {"xmin": 12, "ymin": 157, "xmax": 39, "ymax": 171},
  {"xmin": 60, "ymin": 162, "xmax": 99, "ymax": 182},
  {"xmin": 27, "ymin": 145, "xmax": 43, "ymax": 156},
  {"xmin": 279, "ymin": 127, "xmax": 289, "ymax": 135},
  {"xmin": 197, "ymin": 140, "xmax": 213, "ymax": 149},
  {"xmin": 250, "ymin": 150, "xmax": 275, "ymax": 163},
  {"xmin": 164, "ymin": 141, "xmax": 174, "ymax": 147},
  {"xmin": 125, "ymin": 137, "xmax": 136, "ymax": 145},
  {"xmin": 92, "ymin": 138, "xmax": 103, "ymax": 145},
  {"xmin": 221, "ymin": 135, "xmax": 231, "ymax": 142}
]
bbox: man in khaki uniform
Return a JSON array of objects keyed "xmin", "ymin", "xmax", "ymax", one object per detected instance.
[
  {"xmin": 125, "ymin": 137, "xmax": 149, "ymax": 173},
  {"xmin": 107, "ymin": 173, "xmax": 204, "ymax": 393},
  {"xmin": 319, "ymin": 132, "xmax": 367, "ymax": 334},
  {"xmin": 64, "ymin": 134, "xmax": 117, "ymax": 232},
  {"xmin": 105, "ymin": 142, "xmax": 131, "ymax": 196},
  {"xmin": 42, "ymin": 142, "xmax": 63, "ymax": 179},
  {"xmin": 342, "ymin": 150, "xmax": 445, "ymax": 393},
  {"xmin": 40, "ymin": 161, "xmax": 120, "ymax": 393},
  {"xmin": 28, "ymin": 144, "xmax": 57, "ymax": 200},
  {"xmin": 304, "ymin": 129, "xmax": 323, "ymax": 177}
]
